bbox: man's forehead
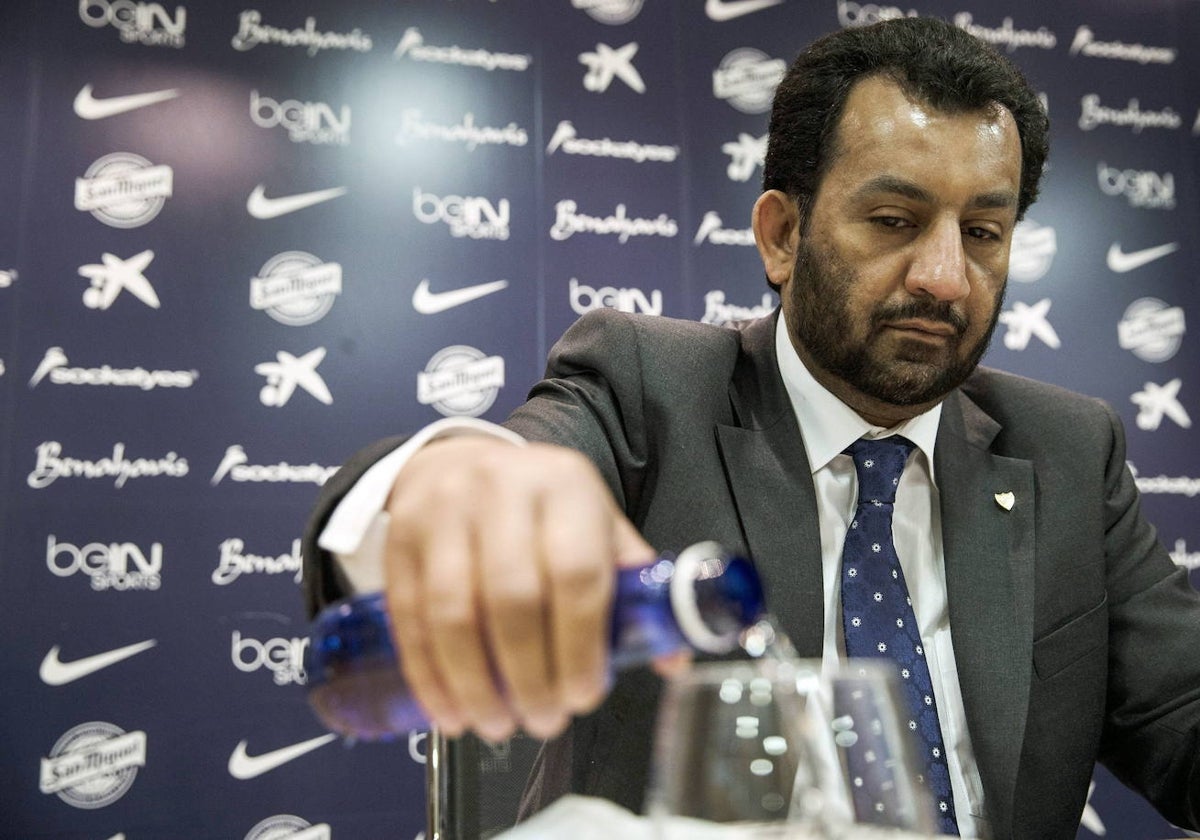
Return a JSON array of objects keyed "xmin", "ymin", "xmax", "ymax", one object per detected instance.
[{"xmin": 837, "ymin": 74, "xmax": 1016, "ymax": 138}]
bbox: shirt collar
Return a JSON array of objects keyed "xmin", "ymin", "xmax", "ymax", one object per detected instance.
[{"xmin": 774, "ymin": 310, "xmax": 943, "ymax": 482}]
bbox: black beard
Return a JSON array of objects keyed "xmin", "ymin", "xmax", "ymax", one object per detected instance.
[{"xmin": 787, "ymin": 239, "xmax": 1003, "ymax": 407}]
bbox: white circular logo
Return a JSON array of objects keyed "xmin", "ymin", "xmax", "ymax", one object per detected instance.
[
  {"xmin": 41, "ymin": 722, "xmax": 144, "ymax": 809},
  {"xmin": 1008, "ymin": 219, "xmax": 1057, "ymax": 282},
  {"xmin": 77, "ymin": 152, "xmax": 172, "ymax": 229},
  {"xmin": 250, "ymin": 251, "xmax": 343, "ymax": 326},
  {"xmin": 244, "ymin": 814, "xmax": 321, "ymax": 840},
  {"xmin": 1119, "ymin": 297, "xmax": 1185, "ymax": 363},
  {"xmin": 417, "ymin": 345, "xmax": 505, "ymax": 418},
  {"xmin": 576, "ymin": 0, "xmax": 644, "ymax": 24},
  {"xmin": 713, "ymin": 48, "xmax": 786, "ymax": 115}
]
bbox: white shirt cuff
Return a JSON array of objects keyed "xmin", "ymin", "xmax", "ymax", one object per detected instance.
[{"xmin": 318, "ymin": 417, "xmax": 526, "ymax": 593}]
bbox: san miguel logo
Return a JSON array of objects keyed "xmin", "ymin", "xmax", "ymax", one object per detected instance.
[
  {"xmin": 75, "ymin": 153, "xmax": 173, "ymax": 229},
  {"xmin": 40, "ymin": 722, "xmax": 147, "ymax": 809},
  {"xmin": 250, "ymin": 252, "xmax": 342, "ymax": 326},
  {"xmin": 712, "ymin": 48, "xmax": 785, "ymax": 114},
  {"xmin": 417, "ymin": 345, "xmax": 505, "ymax": 418}
]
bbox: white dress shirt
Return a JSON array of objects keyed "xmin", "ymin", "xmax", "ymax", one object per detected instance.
[{"xmin": 319, "ymin": 315, "xmax": 989, "ymax": 836}]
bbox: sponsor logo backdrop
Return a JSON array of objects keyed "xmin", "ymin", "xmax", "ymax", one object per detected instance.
[{"xmin": 0, "ymin": 1, "xmax": 1196, "ymax": 837}]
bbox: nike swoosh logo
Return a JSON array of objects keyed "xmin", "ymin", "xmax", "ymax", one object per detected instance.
[
  {"xmin": 1106, "ymin": 241, "xmax": 1180, "ymax": 273},
  {"xmin": 247, "ymin": 185, "xmax": 348, "ymax": 219},
  {"xmin": 39, "ymin": 639, "xmax": 158, "ymax": 686},
  {"xmin": 73, "ymin": 84, "xmax": 180, "ymax": 120},
  {"xmin": 412, "ymin": 278, "xmax": 509, "ymax": 314},
  {"xmin": 228, "ymin": 733, "xmax": 337, "ymax": 780},
  {"xmin": 705, "ymin": 0, "xmax": 784, "ymax": 21}
]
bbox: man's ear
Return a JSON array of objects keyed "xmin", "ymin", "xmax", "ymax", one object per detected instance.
[{"xmin": 752, "ymin": 190, "xmax": 800, "ymax": 291}]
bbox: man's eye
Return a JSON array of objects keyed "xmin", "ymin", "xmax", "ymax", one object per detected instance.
[
  {"xmin": 964, "ymin": 226, "xmax": 1000, "ymax": 241},
  {"xmin": 872, "ymin": 216, "xmax": 911, "ymax": 228}
]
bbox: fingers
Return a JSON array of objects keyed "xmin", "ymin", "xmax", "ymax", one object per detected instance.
[{"xmin": 383, "ymin": 437, "xmax": 643, "ymax": 742}]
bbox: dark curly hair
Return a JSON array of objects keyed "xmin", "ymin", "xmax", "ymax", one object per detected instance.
[{"xmin": 764, "ymin": 17, "xmax": 1049, "ymax": 231}]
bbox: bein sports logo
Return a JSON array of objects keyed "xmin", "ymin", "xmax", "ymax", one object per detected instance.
[
  {"xmin": 414, "ymin": 188, "xmax": 511, "ymax": 240},
  {"xmin": 250, "ymin": 90, "xmax": 350, "ymax": 145},
  {"xmin": 231, "ymin": 631, "xmax": 307, "ymax": 686},
  {"xmin": 46, "ymin": 535, "xmax": 163, "ymax": 592},
  {"xmin": 79, "ymin": 1, "xmax": 185, "ymax": 48},
  {"xmin": 250, "ymin": 252, "xmax": 342, "ymax": 326},
  {"xmin": 837, "ymin": 1, "xmax": 918, "ymax": 28},
  {"xmin": 75, "ymin": 153, "xmax": 173, "ymax": 229},
  {"xmin": 40, "ymin": 722, "xmax": 147, "ymax": 809},
  {"xmin": 1097, "ymin": 162, "xmax": 1175, "ymax": 210},
  {"xmin": 712, "ymin": 48, "xmax": 785, "ymax": 114},
  {"xmin": 417, "ymin": 345, "xmax": 505, "ymax": 418},
  {"xmin": 569, "ymin": 278, "xmax": 662, "ymax": 316}
]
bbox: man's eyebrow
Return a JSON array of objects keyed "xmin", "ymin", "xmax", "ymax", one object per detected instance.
[{"xmin": 851, "ymin": 175, "xmax": 1018, "ymax": 211}]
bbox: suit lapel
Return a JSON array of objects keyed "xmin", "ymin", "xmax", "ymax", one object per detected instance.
[
  {"xmin": 936, "ymin": 388, "xmax": 1036, "ymax": 840},
  {"xmin": 714, "ymin": 312, "xmax": 825, "ymax": 658}
]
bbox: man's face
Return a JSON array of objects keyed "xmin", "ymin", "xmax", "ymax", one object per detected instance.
[{"xmin": 779, "ymin": 75, "xmax": 1022, "ymax": 423}]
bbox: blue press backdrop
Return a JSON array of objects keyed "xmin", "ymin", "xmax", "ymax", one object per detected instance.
[{"xmin": 1, "ymin": 1, "xmax": 1197, "ymax": 837}]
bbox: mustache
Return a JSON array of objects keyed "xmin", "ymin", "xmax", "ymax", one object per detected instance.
[{"xmin": 872, "ymin": 300, "xmax": 968, "ymax": 334}]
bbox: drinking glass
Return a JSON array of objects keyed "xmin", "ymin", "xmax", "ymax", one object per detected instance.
[
  {"xmin": 646, "ymin": 657, "xmax": 940, "ymax": 839},
  {"xmin": 645, "ymin": 658, "xmax": 843, "ymax": 839}
]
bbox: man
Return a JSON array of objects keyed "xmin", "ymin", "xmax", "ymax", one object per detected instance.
[{"xmin": 304, "ymin": 17, "xmax": 1200, "ymax": 839}]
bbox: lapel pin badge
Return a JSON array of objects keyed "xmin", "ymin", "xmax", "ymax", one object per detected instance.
[{"xmin": 994, "ymin": 491, "xmax": 1015, "ymax": 511}]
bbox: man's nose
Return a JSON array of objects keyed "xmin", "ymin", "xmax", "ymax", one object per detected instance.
[{"xmin": 904, "ymin": 220, "xmax": 969, "ymax": 302}]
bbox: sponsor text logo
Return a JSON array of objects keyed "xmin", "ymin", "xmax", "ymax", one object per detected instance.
[
  {"xmin": 418, "ymin": 346, "xmax": 505, "ymax": 418},
  {"xmin": 702, "ymin": 290, "xmax": 775, "ymax": 326},
  {"xmin": 713, "ymin": 48, "xmax": 785, "ymax": 114},
  {"xmin": 79, "ymin": 1, "xmax": 185, "ymax": 48},
  {"xmin": 1079, "ymin": 95, "xmax": 1182, "ymax": 133},
  {"xmin": 398, "ymin": 109, "xmax": 528, "ymax": 151},
  {"xmin": 569, "ymin": 278, "xmax": 662, "ymax": 316},
  {"xmin": 76, "ymin": 153, "xmax": 173, "ymax": 228},
  {"xmin": 231, "ymin": 11, "xmax": 372, "ymax": 56},
  {"xmin": 546, "ymin": 120, "xmax": 677, "ymax": 163},
  {"xmin": 30, "ymin": 347, "xmax": 197, "ymax": 390},
  {"xmin": 46, "ymin": 536, "xmax": 163, "ymax": 591},
  {"xmin": 250, "ymin": 252, "xmax": 342, "ymax": 326},
  {"xmin": 551, "ymin": 200, "xmax": 677, "ymax": 242},
  {"xmin": 393, "ymin": 27, "xmax": 531, "ymax": 71},
  {"xmin": 211, "ymin": 445, "xmax": 338, "ymax": 486},
  {"xmin": 29, "ymin": 443, "xmax": 188, "ymax": 490},
  {"xmin": 41, "ymin": 722, "xmax": 147, "ymax": 808},
  {"xmin": 213, "ymin": 538, "xmax": 303, "ymax": 585}
]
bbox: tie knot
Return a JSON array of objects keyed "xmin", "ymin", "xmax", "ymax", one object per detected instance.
[{"xmin": 846, "ymin": 436, "xmax": 914, "ymax": 505}]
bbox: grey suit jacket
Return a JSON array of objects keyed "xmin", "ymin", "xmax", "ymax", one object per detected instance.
[{"xmin": 303, "ymin": 308, "xmax": 1200, "ymax": 840}]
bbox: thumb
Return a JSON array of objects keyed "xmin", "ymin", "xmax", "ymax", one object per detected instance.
[{"xmin": 611, "ymin": 512, "xmax": 656, "ymax": 570}]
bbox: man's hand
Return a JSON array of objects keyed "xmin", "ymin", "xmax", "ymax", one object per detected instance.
[{"xmin": 383, "ymin": 436, "xmax": 655, "ymax": 742}]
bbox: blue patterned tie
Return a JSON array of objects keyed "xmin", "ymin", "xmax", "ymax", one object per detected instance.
[{"xmin": 840, "ymin": 436, "xmax": 958, "ymax": 835}]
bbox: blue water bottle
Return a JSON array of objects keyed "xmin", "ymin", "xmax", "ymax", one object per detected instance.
[{"xmin": 305, "ymin": 541, "xmax": 766, "ymax": 740}]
